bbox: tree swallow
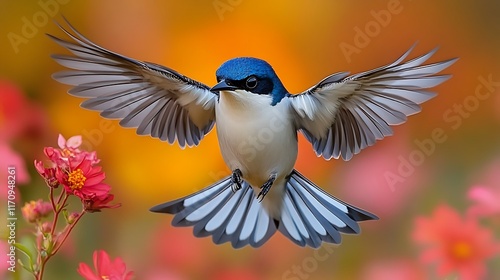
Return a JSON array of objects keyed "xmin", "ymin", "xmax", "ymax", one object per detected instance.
[{"xmin": 48, "ymin": 19, "xmax": 457, "ymax": 248}]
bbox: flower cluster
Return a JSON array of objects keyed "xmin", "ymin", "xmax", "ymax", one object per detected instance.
[
  {"xmin": 77, "ymin": 250, "xmax": 134, "ymax": 280},
  {"xmin": 16, "ymin": 134, "xmax": 127, "ymax": 280},
  {"xmin": 34, "ymin": 134, "xmax": 119, "ymax": 212},
  {"xmin": 412, "ymin": 163, "xmax": 500, "ymax": 280},
  {"xmin": 21, "ymin": 200, "xmax": 52, "ymax": 223},
  {"xmin": 413, "ymin": 205, "xmax": 500, "ymax": 280}
]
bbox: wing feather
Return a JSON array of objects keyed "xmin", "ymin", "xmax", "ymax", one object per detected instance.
[
  {"xmin": 289, "ymin": 44, "xmax": 457, "ymax": 160},
  {"xmin": 49, "ymin": 18, "xmax": 217, "ymax": 147}
]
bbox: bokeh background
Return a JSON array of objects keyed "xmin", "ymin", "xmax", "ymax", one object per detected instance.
[{"xmin": 1, "ymin": 0, "xmax": 499, "ymax": 279}]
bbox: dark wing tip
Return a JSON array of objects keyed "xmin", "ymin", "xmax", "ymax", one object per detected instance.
[
  {"xmin": 348, "ymin": 208, "xmax": 379, "ymax": 221},
  {"xmin": 149, "ymin": 199, "xmax": 184, "ymax": 214}
]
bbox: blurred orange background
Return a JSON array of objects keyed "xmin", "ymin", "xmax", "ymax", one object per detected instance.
[{"xmin": 1, "ymin": 0, "xmax": 499, "ymax": 279}]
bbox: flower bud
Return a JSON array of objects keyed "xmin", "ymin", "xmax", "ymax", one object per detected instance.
[
  {"xmin": 21, "ymin": 200, "xmax": 52, "ymax": 223},
  {"xmin": 40, "ymin": 222, "xmax": 52, "ymax": 234},
  {"xmin": 67, "ymin": 212, "xmax": 80, "ymax": 224}
]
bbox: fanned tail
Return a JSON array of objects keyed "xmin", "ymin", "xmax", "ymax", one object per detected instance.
[
  {"xmin": 151, "ymin": 170, "xmax": 377, "ymax": 248},
  {"xmin": 278, "ymin": 170, "xmax": 378, "ymax": 248},
  {"xmin": 150, "ymin": 176, "xmax": 277, "ymax": 248}
]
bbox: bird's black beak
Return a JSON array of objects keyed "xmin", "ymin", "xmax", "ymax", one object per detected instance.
[{"xmin": 210, "ymin": 80, "xmax": 237, "ymax": 92}]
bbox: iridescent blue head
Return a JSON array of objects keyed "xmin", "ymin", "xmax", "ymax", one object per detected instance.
[{"xmin": 211, "ymin": 57, "xmax": 289, "ymax": 106}]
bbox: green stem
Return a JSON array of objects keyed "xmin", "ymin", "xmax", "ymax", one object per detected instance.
[
  {"xmin": 49, "ymin": 187, "xmax": 56, "ymax": 213},
  {"xmin": 36, "ymin": 192, "xmax": 70, "ymax": 279},
  {"xmin": 50, "ymin": 193, "xmax": 68, "ymax": 236},
  {"xmin": 37, "ymin": 209, "xmax": 85, "ymax": 279},
  {"xmin": 51, "ymin": 209, "xmax": 85, "ymax": 255}
]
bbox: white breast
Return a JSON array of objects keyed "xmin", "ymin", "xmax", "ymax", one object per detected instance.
[{"xmin": 215, "ymin": 90, "xmax": 298, "ymax": 188}]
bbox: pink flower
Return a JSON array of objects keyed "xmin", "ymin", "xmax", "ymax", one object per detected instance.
[
  {"xmin": 467, "ymin": 160, "xmax": 500, "ymax": 218},
  {"xmin": 0, "ymin": 79, "xmax": 47, "ymax": 142},
  {"xmin": 45, "ymin": 134, "xmax": 99, "ymax": 167},
  {"xmin": 0, "ymin": 142, "xmax": 30, "ymax": 184},
  {"xmin": 142, "ymin": 269, "xmax": 182, "ymax": 280},
  {"xmin": 0, "ymin": 79, "xmax": 47, "ymax": 191},
  {"xmin": 210, "ymin": 267, "xmax": 261, "ymax": 280},
  {"xmin": 34, "ymin": 134, "xmax": 120, "ymax": 212},
  {"xmin": 83, "ymin": 194, "xmax": 121, "ymax": 213},
  {"xmin": 148, "ymin": 226, "xmax": 209, "ymax": 273},
  {"xmin": 34, "ymin": 159, "xmax": 59, "ymax": 188},
  {"xmin": 77, "ymin": 250, "xmax": 134, "ymax": 280},
  {"xmin": 58, "ymin": 157, "xmax": 111, "ymax": 200},
  {"xmin": 58, "ymin": 134, "xmax": 83, "ymax": 150},
  {"xmin": 337, "ymin": 133, "xmax": 429, "ymax": 221},
  {"xmin": 58, "ymin": 134, "xmax": 100, "ymax": 165},
  {"xmin": 413, "ymin": 204, "xmax": 500, "ymax": 280},
  {"xmin": 361, "ymin": 259, "xmax": 425, "ymax": 280},
  {"xmin": 467, "ymin": 185, "xmax": 500, "ymax": 218},
  {"xmin": 21, "ymin": 199, "xmax": 53, "ymax": 223}
]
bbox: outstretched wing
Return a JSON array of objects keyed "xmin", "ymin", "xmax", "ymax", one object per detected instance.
[
  {"xmin": 289, "ymin": 44, "xmax": 458, "ymax": 160},
  {"xmin": 48, "ymin": 18, "xmax": 217, "ymax": 147}
]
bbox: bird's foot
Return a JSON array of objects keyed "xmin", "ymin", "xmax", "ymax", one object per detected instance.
[
  {"xmin": 257, "ymin": 174, "xmax": 276, "ymax": 202},
  {"xmin": 231, "ymin": 169, "xmax": 243, "ymax": 192}
]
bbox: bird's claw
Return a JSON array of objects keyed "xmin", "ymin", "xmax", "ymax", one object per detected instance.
[
  {"xmin": 231, "ymin": 169, "xmax": 243, "ymax": 192},
  {"xmin": 257, "ymin": 174, "xmax": 276, "ymax": 202}
]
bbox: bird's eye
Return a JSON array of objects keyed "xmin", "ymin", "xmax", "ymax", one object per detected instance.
[{"xmin": 245, "ymin": 76, "xmax": 258, "ymax": 89}]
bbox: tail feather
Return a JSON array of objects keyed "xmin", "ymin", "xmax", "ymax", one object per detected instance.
[
  {"xmin": 277, "ymin": 170, "xmax": 378, "ymax": 248},
  {"xmin": 150, "ymin": 170, "xmax": 378, "ymax": 248},
  {"xmin": 150, "ymin": 176, "xmax": 277, "ymax": 248}
]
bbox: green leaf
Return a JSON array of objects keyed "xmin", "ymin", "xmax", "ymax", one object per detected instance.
[
  {"xmin": 62, "ymin": 208, "xmax": 69, "ymax": 223},
  {"xmin": 17, "ymin": 258, "xmax": 32, "ymax": 273},
  {"xmin": 13, "ymin": 243, "xmax": 35, "ymax": 272}
]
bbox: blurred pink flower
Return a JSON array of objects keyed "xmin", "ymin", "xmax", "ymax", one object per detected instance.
[
  {"xmin": 361, "ymin": 259, "xmax": 424, "ymax": 280},
  {"xmin": 337, "ymin": 134, "xmax": 428, "ymax": 220},
  {"xmin": 467, "ymin": 160, "xmax": 500, "ymax": 218},
  {"xmin": 0, "ymin": 79, "xmax": 46, "ymax": 142},
  {"xmin": 21, "ymin": 199, "xmax": 52, "ymax": 223},
  {"xmin": 78, "ymin": 250, "xmax": 134, "ymax": 280},
  {"xmin": 143, "ymin": 269, "xmax": 183, "ymax": 280},
  {"xmin": 467, "ymin": 185, "xmax": 500, "ymax": 218},
  {"xmin": 0, "ymin": 79, "xmax": 48, "ymax": 190},
  {"xmin": 413, "ymin": 204, "xmax": 500, "ymax": 280},
  {"xmin": 148, "ymin": 225, "xmax": 209, "ymax": 273},
  {"xmin": 0, "ymin": 142, "xmax": 30, "ymax": 200},
  {"xmin": 0, "ymin": 142, "xmax": 30, "ymax": 183},
  {"xmin": 210, "ymin": 267, "xmax": 261, "ymax": 280}
]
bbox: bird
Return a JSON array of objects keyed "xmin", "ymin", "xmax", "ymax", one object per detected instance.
[{"xmin": 48, "ymin": 18, "xmax": 457, "ymax": 249}]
